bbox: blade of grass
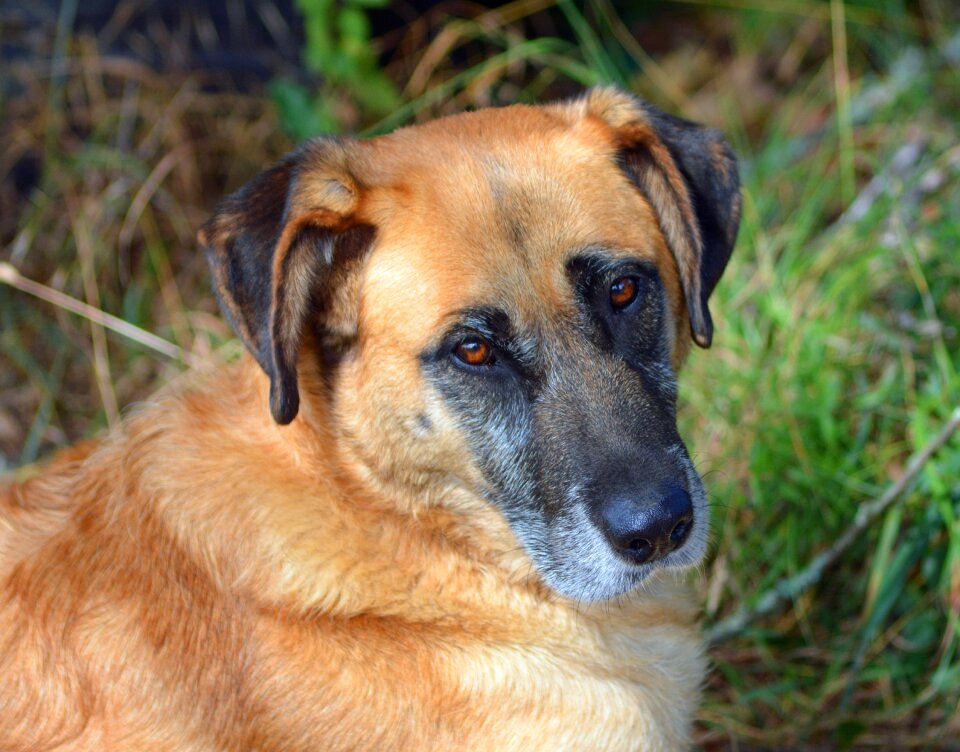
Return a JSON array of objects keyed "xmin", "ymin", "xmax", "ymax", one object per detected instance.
[
  {"xmin": 831, "ymin": 0, "xmax": 856, "ymax": 206},
  {"xmin": 362, "ymin": 38, "xmax": 586, "ymax": 135},
  {"xmin": 594, "ymin": 0, "xmax": 695, "ymax": 114},
  {"xmin": 68, "ymin": 198, "xmax": 120, "ymax": 428},
  {"xmin": 556, "ymin": 0, "xmax": 624, "ymax": 85},
  {"xmin": 44, "ymin": 0, "xmax": 78, "ymax": 161},
  {"xmin": 404, "ymin": 0, "xmax": 557, "ymax": 96}
]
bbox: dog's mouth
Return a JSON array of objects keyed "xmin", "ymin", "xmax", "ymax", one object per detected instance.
[
  {"xmin": 542, "ymin": 506, "xmax": 707, "ymax": 603},
  {"xmin": 503, "ymin": 461, "xmax": 710, "ymax": 603}
]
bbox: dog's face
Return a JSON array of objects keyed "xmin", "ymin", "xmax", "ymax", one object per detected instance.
[{"xmin": 200, "ymin": 88, "xmax": 740, "ymax": 602}]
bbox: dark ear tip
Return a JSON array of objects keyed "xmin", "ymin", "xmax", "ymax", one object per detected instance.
[
  {"xmin": 197, "ymin": 214, "xmax": 220, "ymax": 249},
  {"xmin": 691, "ymin": 305, "xmax": 714, "ymax": 349},
  {"xmin": 269, "ymin": 381, "xmax": 300, "ymax": 425}
]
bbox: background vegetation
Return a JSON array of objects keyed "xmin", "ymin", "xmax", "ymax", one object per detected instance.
[{"xmin": 1, "ymin": 1, "xmax": 958, "ymax": 748}]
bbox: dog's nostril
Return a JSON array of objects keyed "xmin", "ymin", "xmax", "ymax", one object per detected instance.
[
  {"xmin": 626, "ymin": 537, "xmax": 653, "ymax": 562},
  {"xmin": 670, "ymin": 518, "xmax": 692, "ymax": 545}
]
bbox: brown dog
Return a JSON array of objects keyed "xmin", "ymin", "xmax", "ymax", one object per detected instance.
[{"xmin": 0, "ymin": 87, "xmax": 740, "ymax": 751}]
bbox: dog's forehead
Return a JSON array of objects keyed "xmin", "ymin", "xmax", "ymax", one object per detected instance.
[{"xmin": 352, "ymin": 106, "xmax": 671, "ymax": 342}]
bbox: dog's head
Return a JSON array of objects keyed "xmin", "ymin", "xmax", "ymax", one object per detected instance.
[{"xmin": 199, "ymin": 88, "xmax": 740, "ymax": 602}]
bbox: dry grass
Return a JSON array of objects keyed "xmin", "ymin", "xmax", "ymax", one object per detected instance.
[{"xmin": 1, "ymin": 26, "xmax": 290, "ymax": 463}]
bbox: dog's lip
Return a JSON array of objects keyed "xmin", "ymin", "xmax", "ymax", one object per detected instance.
[{"xmin": 607, "ymin": 543, "xmax": 704, "ymax": 595}]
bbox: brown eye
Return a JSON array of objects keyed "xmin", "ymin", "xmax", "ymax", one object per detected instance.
[
  {"xmin": 610, "ymin": 276, "xmax": 639, "ymax": 310},
  {"xmin": 454, "ymin": 337, "xmax": 495, "ymax": 367}
]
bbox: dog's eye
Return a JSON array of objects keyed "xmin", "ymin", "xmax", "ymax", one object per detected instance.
[
  {"xmin": 453, "ymin": 337, "xmax": 496, "ymax": 367},
  {"xmin": 610, "ymin": 276, "xmax": 639, "ymax": 310}
]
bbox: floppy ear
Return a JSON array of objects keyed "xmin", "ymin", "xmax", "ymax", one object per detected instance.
[
  {"xmin": 198, "ymin": 138, "xmax": 371, "ymax": 424},
  {"xmin": 581, "ymin": 88, "xmax": 742, "ymax": 348}
]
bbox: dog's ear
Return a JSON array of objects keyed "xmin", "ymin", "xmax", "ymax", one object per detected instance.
[
  {"xmin": 578, "ymin": 87, "xmax": 742, "ymax": 348},
  {"xmin": 198, "ymin": 139, "xmax": 371, "ymax": 424}
]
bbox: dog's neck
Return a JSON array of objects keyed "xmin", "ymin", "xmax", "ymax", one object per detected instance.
[
  {"xmin": 123, "ymin": 355, "xmax": 693, "ymax": 638},
  {"xmin": 122, "ymin": 358, "xmax": 530, "ymax": 619}
]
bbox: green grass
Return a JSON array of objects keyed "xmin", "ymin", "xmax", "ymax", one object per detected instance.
[
  {"xmin": 677, "ymin": 26, "xmax": 960, "ymax": 744},
  {"xmin": 2, "ymin": 2, "xmax": 959, "ymax": 748}
]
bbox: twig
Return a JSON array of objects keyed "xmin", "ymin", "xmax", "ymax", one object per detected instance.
[
  {"xmin": 706, "ymin": 405, "xmax": 960, "ymax": 646},
  {"xmin": 0, "ymin": 261, "xmax": 204, "ymax": 369},
  {"xmin": 832, "ymin": 140, "xmax": 927, "ymax": 230}
]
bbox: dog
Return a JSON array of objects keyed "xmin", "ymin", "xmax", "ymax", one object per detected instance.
[{"xmin": 0, "ymin": 87, "xmax": 740, "ymax": 751}]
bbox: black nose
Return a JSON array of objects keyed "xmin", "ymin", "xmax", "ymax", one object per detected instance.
[{"xmin": 599, "ymin": 485, "xmax": 693, "ymax": 564}]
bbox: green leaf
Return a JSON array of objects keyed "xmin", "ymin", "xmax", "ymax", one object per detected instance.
[{"xmin": 269, "ymin": 79, "xmax": 340, "ymax": 138}]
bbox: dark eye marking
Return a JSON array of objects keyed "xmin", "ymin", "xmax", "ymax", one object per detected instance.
[
  {"xmin": 566, "ymin": 253, "xmax": 658, "ymax": 314},
  {"xmin": 564, "ymin": 252, "xmax": 668, "ymax": 361},
  {"xmin": 419, "ymin": 306, "xmax": 526, "ymax": 375}
]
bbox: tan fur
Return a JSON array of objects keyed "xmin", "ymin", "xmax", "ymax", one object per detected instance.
[{"xmin": 0, "ymin": 94, "xmax": 712, "ymax": 751}]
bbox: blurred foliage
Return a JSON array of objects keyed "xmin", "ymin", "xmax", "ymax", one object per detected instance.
[
  {"xmin": 2, "ymin": 0, "xmax": 959, "ymax": 748},
  {"xmin": 271, "ymin": 0, "xmax": 400, "ymax": 137}
]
